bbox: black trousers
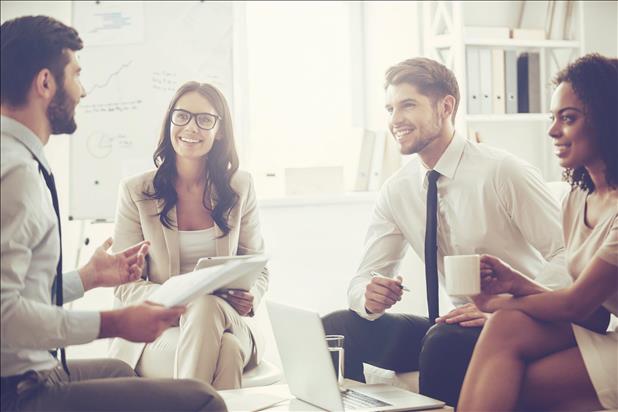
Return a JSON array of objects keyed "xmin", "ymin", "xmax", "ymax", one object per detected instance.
[{"xmin": 322, "ymin": 309, "xmax": 482, "ymax": 407}]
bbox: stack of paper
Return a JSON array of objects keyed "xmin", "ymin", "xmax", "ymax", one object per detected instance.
[{"xmin": 147, "ymin": 256, "xmax": 268, "ymax": 307}]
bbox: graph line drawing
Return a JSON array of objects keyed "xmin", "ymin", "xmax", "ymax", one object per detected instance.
[{"xmin": 86, "ymin": 60, "xmax": 133, "ymax": 96}]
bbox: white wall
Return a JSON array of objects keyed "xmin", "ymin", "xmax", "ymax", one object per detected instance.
[{"xmin": 582, "ymin": 1, "xmax": 618, "ymax": 57}]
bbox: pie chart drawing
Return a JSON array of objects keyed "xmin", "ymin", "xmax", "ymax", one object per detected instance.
[{"xmin": 86, "ymin": 132, "xmax": 114, "ymax": 159}]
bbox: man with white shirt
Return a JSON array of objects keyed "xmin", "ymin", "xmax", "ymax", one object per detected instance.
[
  {"xmin": 323, "ymin": 57, "xmax": 573, "ymax": 406},
  {"xmin": 1, "ymin": 15, "xmax": 225, "ymax": 411}
]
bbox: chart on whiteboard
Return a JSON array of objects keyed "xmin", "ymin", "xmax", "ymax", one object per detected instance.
[{"xmin": 69, "ymin": 1, "xmax": 234, "ymax": 220}]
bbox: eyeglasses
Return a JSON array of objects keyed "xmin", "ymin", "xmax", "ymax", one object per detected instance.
[{"xmin": 170, "ymin": 109, "xmax": 221, "ymax": 130}]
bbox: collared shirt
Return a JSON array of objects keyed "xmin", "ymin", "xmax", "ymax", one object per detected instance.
[
  {"xmin": 349, "ymin": 134, "xmax": 571, "ymax": 320},
  {"xmin": 1, "ymin": 115, "xmax": 100, "ymax": 377}
]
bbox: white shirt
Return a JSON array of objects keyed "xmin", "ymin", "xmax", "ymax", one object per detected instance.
[
  {"xmin": 349, "ymin": 134, "xmax": 571, "ymax": 320},
  {"xmin": 178, "ymin": 227, "xmax": 217, "ymax": 274},
  {"xmin": 1, "ymin": 116, "xmax": 100, "ymax": 376}
]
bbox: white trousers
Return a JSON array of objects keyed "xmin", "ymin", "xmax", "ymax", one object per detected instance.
[{"xmin": 137, "ymin": 294, "xmax": 255, "ymax": 390}]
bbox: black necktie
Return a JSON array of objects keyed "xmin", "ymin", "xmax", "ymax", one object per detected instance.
[
  {"xmin": 37, "ymin": 163, "xmax": 70, "ymax": 376},
  {"xmin": 424, "ymin": 170, "xmax": 440, "ymax": 324}
]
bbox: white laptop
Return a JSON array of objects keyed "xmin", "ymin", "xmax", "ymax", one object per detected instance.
[{"xmin": 267, "ymin": 301, "xmax": 445, "ymax": 411}]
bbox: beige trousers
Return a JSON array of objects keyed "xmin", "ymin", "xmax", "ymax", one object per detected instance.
[
  {"xmin": 138, "ymin": 294, "xmax": 254, "ymax": 390},
  {"xmin": 0, "ymin": 359, "xmax": 225, "ymax": 412}
]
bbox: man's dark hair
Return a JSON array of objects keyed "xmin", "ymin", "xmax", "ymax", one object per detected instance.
[
  {"xmin": 1, "ymin": 15, "xmax": 83, "ymax": 107},
  {"xmin": 385, "ymin": 57, "xmax": 460, "ymax": 122},
  {"xmin": 552, "ymin": 53, "xmax": 618, "ymax": 192}
]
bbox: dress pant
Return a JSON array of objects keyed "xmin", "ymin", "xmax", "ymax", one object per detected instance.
[
  {"xmin": 172, "ymin": 294, "xmax": 254, "ymax": 390},
  {"xmin": 322, "ymin": 309, "xmax": 482, "ymax": 406},
  {"xmin": 0, "ymin": 359, "xmax": 225, "ymax": 412}
]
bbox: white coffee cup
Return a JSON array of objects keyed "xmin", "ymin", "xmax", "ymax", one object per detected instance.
[{"xmin": 444, "ymin": 254, "xmax": 481, "ymax": 297}]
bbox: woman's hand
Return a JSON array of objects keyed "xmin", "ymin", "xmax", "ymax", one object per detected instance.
[
  {"xmin": 216, "ymin": 289, "xmax": 254, "ymax": 316},
  {"xmin": 480, "ymin": 254, "xmax": 527, "ymax": 296},
  {"xmin": 471, "ymin": 293, "xmax": 511, "ymax": 313}
]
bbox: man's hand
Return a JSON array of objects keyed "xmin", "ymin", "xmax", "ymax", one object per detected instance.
[
  {"xmin": 435, "ymin": 303, "xmax": 489, "ymax": 327},
  {"xmin": 364, "ymin": 275, "xmax": 403, "ymax": 314},
  {"xmin": 79, "ymin": 238, "xmax": 150, "ymax": 291},
  {"xmin": 99, "ymin": 302, "xmax": 185, "ymax": 342},
  {"xmin": 216, "ymin": 289, "xmax": 254, "ymax": 316}
]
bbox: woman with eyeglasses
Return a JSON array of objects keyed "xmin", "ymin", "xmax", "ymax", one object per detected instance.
[
  {"xmin": 107, "ymin": 81, "xmax": 268, "ymax": 390},
  {"xmin": 458, "ymin": 54, "xmax": 617, "ymax": 411}
]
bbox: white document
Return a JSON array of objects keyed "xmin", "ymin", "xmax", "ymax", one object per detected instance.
[
  {"xmin": 354, "ymin": 129, "xmax": 376, "ymax": 191},
  {"xmin": 368, "ymin": 131, "xmax": 386, "ymax": 191},
  {"xmin": 479, "ymin": 48, "xmax": 493, "ymax": 114},
  {"xmin": 466, "ymin": 48, "xmax": 481, "ymax": 115},
  {"xmin": 505, "ymin": 50, "xmax": 519, "ymax": 114},
  {"xmin": 147, "ymin": 256, "xmax": 268, "ymax": 307},
  {"xmin": 491, "ymin": 49, "xmax": 506, "ymax": 115},
  {"xmin": 221, "ymin": 391, "xmax": 289, "ymax": 412}
]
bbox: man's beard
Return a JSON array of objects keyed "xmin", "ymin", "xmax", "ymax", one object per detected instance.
[
  {"xmin": 401, "ymin": 114, "xmax": 443, "ymax": 155},
  {"xmin": 47, "ymin": 85, "xmax": 77, "ymax": 135}
]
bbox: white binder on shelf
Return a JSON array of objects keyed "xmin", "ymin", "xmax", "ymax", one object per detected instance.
[
  {"xmin": 527, "ymin": 52, "xmax": 541, "ymax": 113},
  {"xmin": 368, "ymin": 130, "xmax": 386, "ymax": 191},
  {"xmin": 479, "ymin": 48, "xmax": 493, "ymax": 114},
  {"xmin": 466, "ymin": 47, "xmax": 481, "ymax": 115},
  {"xmin": 491, "ymin": 48, "xmax": 506, "ymax": 115},
  {"xmin": 504, "ymin": 50, "xmax": 518, "ymax": 114},
  {"xmin": 354, "ymin": 129, "xmax": 376, "ymax": 191}
]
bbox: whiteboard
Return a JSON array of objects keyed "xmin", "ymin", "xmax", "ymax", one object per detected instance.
[{"xmin": 69, "ymin": 1, "xmax": 235, "ymax": 220}]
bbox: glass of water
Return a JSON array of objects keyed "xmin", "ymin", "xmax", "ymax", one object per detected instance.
[{"xmin": 325, "ymin": 334, "xmax": 345, "ymax": 386}]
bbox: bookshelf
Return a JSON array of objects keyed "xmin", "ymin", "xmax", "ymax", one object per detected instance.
[
  {"xmin": 433, "ymin": 35, "xmax": 580, "ymax": 50},
  {"xmin": 466, "ymin": 113, "xmax": 552, "ymax": 123},
  {"xmin": 422, "ymin": 1, "xmax": 585, "ymax": 180}
]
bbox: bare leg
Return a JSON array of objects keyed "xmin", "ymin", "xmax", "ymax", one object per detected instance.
[
  {"xmin": 518, "ymin": 346, "xmax": 602, "ymax": 411},
  {"xmin": 458, "ymin": 310, "xmax": 577, "ymax": 411}
]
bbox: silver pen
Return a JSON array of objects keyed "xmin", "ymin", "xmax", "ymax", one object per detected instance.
[{"xmin": 370, "ymin": 271, "xmax": 410, "ymax": 292}]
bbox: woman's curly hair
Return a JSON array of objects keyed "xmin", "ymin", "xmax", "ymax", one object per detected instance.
[{"xmin": 552, "ymin": 53, "xmax": 618, "ymax": 192}]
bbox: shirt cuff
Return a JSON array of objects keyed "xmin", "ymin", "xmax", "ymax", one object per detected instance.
[
  {"xmin": 63, "ymin": 270, "xmax": 85, "ymax": 303},
  {"xmin": 349, "ymin": 286, "xmax": 384, "ymax": 321},
  {"xmin": 65, "ymin": 310, "xmax": 101, "ymax": 345}
]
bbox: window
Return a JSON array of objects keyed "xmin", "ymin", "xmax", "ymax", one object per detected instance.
[{"xmin": 243, "ymin": 2, "xmax": 361, "ymax": 197}]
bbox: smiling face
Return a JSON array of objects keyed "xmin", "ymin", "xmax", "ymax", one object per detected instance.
[
  {"xmin": 548, "ymin": 82, "xmax": 599, "ymax": 169},
  {"xmin": 385, "ymin": 82, "xmax": 443, "ymax": 155},
  {"xmin": 169, "ymin": 91, "xmax": 220, "ymax": 160}
]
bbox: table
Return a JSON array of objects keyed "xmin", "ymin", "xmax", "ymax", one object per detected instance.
[{"xmin": 219, "ymin": 380, "xmax": 454, "ymax": 411}]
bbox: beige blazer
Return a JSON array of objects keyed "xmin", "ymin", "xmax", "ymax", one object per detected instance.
[{"xmin": 107, "ymin": 169, "xmax": 269, "ymax": 369}]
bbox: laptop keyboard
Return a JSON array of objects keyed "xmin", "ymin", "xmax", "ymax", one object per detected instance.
[{"xmin": 342, "ymin": 389, "xmax": 392, "ymax": 410}]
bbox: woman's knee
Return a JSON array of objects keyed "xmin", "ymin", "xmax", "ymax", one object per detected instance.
[
  {"xmin": 183, "ymin": 294, "xmax": 227, "ymax": 322},
  {"xmin": 487, "ymin": 309, "xmax": 533, "ymax": 331},
  {"xmin": 482, "ymin": 309, "xmax": 537, "ymax": 350}
]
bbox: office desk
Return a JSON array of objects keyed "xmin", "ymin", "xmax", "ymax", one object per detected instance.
[{"xmin": 219, "ymin": 381, "xmax": 454, "ymax": 411}]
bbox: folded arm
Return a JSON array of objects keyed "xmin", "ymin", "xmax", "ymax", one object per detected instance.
[{"xmin": 476, "ymin": 255, "xmax": 616, "ymax": 333}]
